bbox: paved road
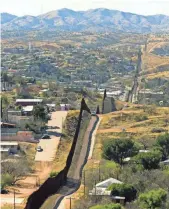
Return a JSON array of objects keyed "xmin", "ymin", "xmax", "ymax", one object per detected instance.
[{"xmin": 35, "ymin": 111, "xmax": 67, "ymax": 162}]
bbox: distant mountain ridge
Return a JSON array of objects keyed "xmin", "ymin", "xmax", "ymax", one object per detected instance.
[{"xmin": 1, "ymin": 8, "xmax": 169, "ymax": 33}]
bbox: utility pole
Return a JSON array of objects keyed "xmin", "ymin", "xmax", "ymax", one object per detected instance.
[
  {"xmin": 83, "ymin": 170, "xmax": 86, "ymax": 195},
  {"xmin": 14, "ymin": 189, "xmax": 16, "ymax": 209},
  {"xmin": 66, "ymin": 197, "xmax": 75, "ymax": 209},
  {"xmin": 98, "ymin": 162, "xmax": 101, "ymax": 181},
  {"xmin": 94, "ymin": 180, "xmax": 97, "ymax": 203}
]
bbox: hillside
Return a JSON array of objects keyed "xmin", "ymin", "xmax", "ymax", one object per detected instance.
[
  {"xmin": 69, "ymin": 103, "xmax": 169, "ymax": 209},
  {"xmin": 1, "ymin": 8, "xmax": 169, "ymax": 32}
]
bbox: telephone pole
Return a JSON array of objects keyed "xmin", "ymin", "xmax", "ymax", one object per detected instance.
[
  {"xmin": 14, "ymin": 189, "xmax": 16, "ymax": 209},
  {"xmin": 83, "ymin": 170, "xmax": 86, "ymax": 195},
  {"xmin": 66, "ymin": 197, "xmax": 75, "ymax": 209}
]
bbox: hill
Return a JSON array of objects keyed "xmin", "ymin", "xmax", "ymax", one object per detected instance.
[{"xmin": 1, "ymin": 8, "xmax": 169, "ymax": 32}]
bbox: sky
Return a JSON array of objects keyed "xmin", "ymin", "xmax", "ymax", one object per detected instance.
[{"xmin": 1, "ymin": 0, "xmax": 169, "ymax": 16}]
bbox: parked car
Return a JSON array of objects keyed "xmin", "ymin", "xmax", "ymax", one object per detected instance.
[
  {"xmin": 41, "ymin": 134, "xmax": 51, "ymax": 139},
  {"xmin": 36, "ymin": 146, "xmax": 43, "ymax": 152},
  {"xmin": 91, "ymin": 111, "xmax": 96, "ymax": 116}
]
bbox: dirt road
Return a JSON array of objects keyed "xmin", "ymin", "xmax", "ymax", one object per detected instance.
[
  {"xmin": 35, "ymin": 111, "xmax": 67, "ymax": 162},
  {"xmin": 54, "ymin": 116, "xmax": 99, "ymax": 209}
]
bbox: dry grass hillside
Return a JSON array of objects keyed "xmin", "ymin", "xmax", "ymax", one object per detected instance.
[
  {"xmin": 141, "ymin": 37, "xmax": 169, "ymax": 79},
  {"xmin": 93, "ymin": 104, "xmax": 169, "ymax": 160}
]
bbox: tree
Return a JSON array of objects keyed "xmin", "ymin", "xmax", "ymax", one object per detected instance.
[
  {"xmin": 1, "ymin": 158, "xmax": 31, "ymax": 184},
  {"xmin": 138, "ymin": 189, "xmax": 167, "ymax": 209},
  {"xmin": 90, "ymin": 203, "xmax": 123, "ymax": 209},
  {"xmin": 133, "ymin": 151, "xmax": 162, "ymax": 170},
  {"xmin": 33, "ymin": 105, "xmax": 47, "ymax": 121},
  {"xmin": 155, "ymin": 133, "xmax": 169, "ymax": 160},
  {"xmin": 108, "ymin": 183, "xmax": 137, "ymax": 202},
  {"xmin": 103, "ymin": 138, "xmax": 138, "ymax": 166},
  {"xmin": 1, "ymin": 173, "xmax": 13, "ymax": 191}
]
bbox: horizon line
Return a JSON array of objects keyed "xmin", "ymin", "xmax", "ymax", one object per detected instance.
[{"xmin": 1, "ymin": 7, "xmax": 168, "ymax": 17}]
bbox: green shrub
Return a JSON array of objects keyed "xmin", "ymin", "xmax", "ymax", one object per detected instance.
[
  {"xmin": 135, "ymin": 115, "xmax": 148, "ymax": 122},
  {"xmin": 50, "ymin": 171, "xmax": 59, "ymax": 178},
  {"xmin": 132, "ymin": 151, "xmax": 162, "ymax": 170},
  {"xmin": 138, "ymin": 188, "xmax": 167, "ymax": 209},
  {"xmin": 90, "ymin": 203, "xmax": 123, "ymax": 209},
  {"xmin": 107, "ymin": 183, "xmax": 137, "ymax": 202},
  {"xmin": 151, "ymin": 128, "xmax": 166, "ymax": 133},
  {"xmin": 155, "ymin": 133, "xmax": 169, "ymax": 160},
  {"xmin": 1, "ymin": 174, "xmax": 13, "ymax": 190}
]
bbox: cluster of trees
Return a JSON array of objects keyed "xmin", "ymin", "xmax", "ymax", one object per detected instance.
[
  {"xmin": 100, "ymin": 133, "xmax": 169, "ymax": 208},
  {"xmin": 103, "ymin": 133, "xmax": 169, "ymax": 168}
]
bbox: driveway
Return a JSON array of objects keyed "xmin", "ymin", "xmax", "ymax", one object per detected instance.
[{"xmin": 35, "ymin": 111, "xmax": 67, "ymax": 162}]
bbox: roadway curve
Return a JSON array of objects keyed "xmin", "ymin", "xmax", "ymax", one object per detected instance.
[{"xmin": 53, "ymin": 115, "xmax": 99, "ymax": 209}]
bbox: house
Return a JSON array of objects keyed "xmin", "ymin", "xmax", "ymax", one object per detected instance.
[
  {"xmin": 16, "ymin": 99, "xmax": 43, "ymax": 106},
  {"xmin": 89, "ymin": 178, "xmax": 125, "ymax": 205},
  {"xmin": 0, "ymin": 141, "xmax": 19, "ymax": 154},
  {"xmin": 1, "ymin": 122, "xmax": 16, "ymax": 128},
  {"xmin": 22, "ymin": 106, "xmax": 34, "ymax": 116},
  {"xmin": 160, "ymin": 159, "xmax": 169, "ymax": 165},
  {"xmin": 89, "ymin": 178, "xmax": 123, "ymax": 196},
  {"xmin": 60, "ymin": 104, "xmax": 70, "ymax": 111},
  {"xmin": 46, "ymin": 104, "xmax": 56, "ymax": 112}
]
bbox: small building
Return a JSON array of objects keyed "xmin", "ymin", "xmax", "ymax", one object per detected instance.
[
  {"xmin": 22, "ymin": 106, "xmax": 34, "ymax": 116},
  {"xmin": 89, "ymin": 178, "xmax": 123, "ymax": 196},
  {"xmin": 60, "ymin": 104, "xmax": 70, "ymax": 111},
  {"xmin": 8, "ymin": 110, "xmax": 22, "ymax": 116},
  {"xmin": 0, "ymin": 141, "xmax": 19, "ymax": 154},
  {"xmin": 16, "ymin": 99, "xmax": 43, "ymax": 106},
  {"xmin": 46, "ymin": 104, "xmax": 56, "ymax": 112},
  {"xmin": 160, "ymin": 159, "xmax": 169, "ymax": 165},
  {"xmin": 1, "ymin": 122, "xmax": 16, "ymax": 128}
]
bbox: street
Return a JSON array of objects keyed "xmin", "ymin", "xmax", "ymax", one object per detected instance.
[{"xmin": 35, "ymin": 111, "xmax": 67, "ymax": 162}]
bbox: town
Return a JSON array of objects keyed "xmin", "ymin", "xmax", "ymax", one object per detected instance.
[{"xmin": 1, "ymin": 11, "xmax": 169, "ymax": 209}]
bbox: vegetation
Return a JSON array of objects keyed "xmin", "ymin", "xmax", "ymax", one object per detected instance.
[
  {"xmin": 155, "ymin": 133, "xmax": 169, "ymax": 160},
  {"xmin": 108, "ymin": 183, "xmax": 137, "ymax": 202},
  {"xmin": 132, "ymin": 151, "xmax": 162, "ymax": 170},
  {"xmin": 103, "ymin": 138, "xmax": 138, "ymax": 165},
  {"xmin": 1, "ymin": 158, "xmax": 31, "ymax": 190},
  {"xmin": 50, "ymin": 171, "xmax": 59, "ymax": 178},
  {"xmin": 90, "ymin": 203, "xmax": 123, "ymax": 209},
  {"xmin": 138, "ymin": 189, "xmax": 167, "ymax": 209}
]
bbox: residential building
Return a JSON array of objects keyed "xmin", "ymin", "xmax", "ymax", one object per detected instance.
[
  {"xmin": 16, "ymin": 99, "xmax": 43, "ymax": 106},
  {"xmin": 22, "ymin": 106, "xmax": 34, "ymax": 116},
  {"xmin": 89, "ymin": 178, "xmax": 123, "ymax": 196},
  {"xmin": 0, "ymin": 141, "xmax": 19, "ymax": 154}
]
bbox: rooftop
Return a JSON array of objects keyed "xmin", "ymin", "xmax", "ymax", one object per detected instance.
[
  {"xmin": 0, "ymin": 141, "xmax": 18, "ymax": 146},
  {"xmin": 16, "ymin": 99, "xmax": 43, "ymax": 103},
  {"xmin": 96, "ymin": 178, "xmax": 123, "ymax": 188},
  {"xmin": 22, "ymin": 106, "xmax": 34, "ymax": 112}
]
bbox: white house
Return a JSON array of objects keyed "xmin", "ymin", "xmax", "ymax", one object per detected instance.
[
  {"xmin": 89, "ymin": 178, "xmax": 123, "ymax": 196},
  {"xmin": 0, "ymin": 141, "xmax": 19, "ymax": 154}
]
